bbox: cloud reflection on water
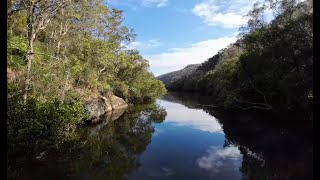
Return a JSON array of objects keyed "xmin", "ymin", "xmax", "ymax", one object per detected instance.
[
  {"xmin": 197, "ymin": 145, "xmax": 242, "ymax": 174},
  {"xmin": 158, "ymin": 100, "xmax": 223, "ymax": 133}
]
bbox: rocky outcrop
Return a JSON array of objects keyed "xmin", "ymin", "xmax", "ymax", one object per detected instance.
[
  {"xmin": 109, "ymin": 95, "xmax": 128, "ymax": 110},
  {"xmin": 88, "ymin": 108, "xmax": 126, "ymax": 133},
  {"xmin": 85, "ymin": 98, "xmax": 107, "ymax": 118},
  {"xmin": 85, "ymin": 95, "xmax": 128, "ymax": 121}
]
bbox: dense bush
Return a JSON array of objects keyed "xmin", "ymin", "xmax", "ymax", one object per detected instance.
[
  {"xmin": 7, "ymin": 0, "xmax": 167, "ymax": 164},
  {"xmin": 7, "ymin": 0, "xmax": 166, "ymax": 105},
  {"xmin": 165, "ymin": 0, "xmax": 312, "ymax": 115},
  {"xmin": 7, "ymin": 86, "xmax": 90, "ymax": 156}
]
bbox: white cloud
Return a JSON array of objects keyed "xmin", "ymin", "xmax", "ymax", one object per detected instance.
[
  {"xmin": 142, "ymin": 0, "xmax": 169, "ymax": 8},
  {"xmin": 192, "ymin": 0, "xmax": 257, "ymax": 28},
  {"xmin": 157, "ymin": 100, "xmax": 223, "ymax": 133},
  {"xmin": 127, "ymin": 39, "xmax": 161, "ymax": 50},
  {"xmin": 146, "ymin": 36, "xmax": 237, "ymax": 76},
  {"xmin": 197, "ymin": 145, "xmax": 242, "ymax": 174}
]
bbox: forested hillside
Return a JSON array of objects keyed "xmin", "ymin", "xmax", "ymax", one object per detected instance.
[
  {"xmin": 7, "ymin": 0, "xmax": 166, "ymax": 158},
  {"xmin": 161, "ymin": 0, "xmax": 313, "ymax": 116},
  {"xmin": 156, "ymin": 64, "xmax": 200, "ymax": 86},
  {"xmin": 167, "ymin": 51, "xmax": 223, "ymax": 92},
  {"xmin": 7, "ymin": 0, "xmax": 166, "ymax": 104}
]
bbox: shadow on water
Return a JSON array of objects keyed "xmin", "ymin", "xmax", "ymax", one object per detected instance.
[
  {"xmin": 11, "ymin": 103, "xmax": 167, "ymax": 180},
  {"xmin": 10, "ymin": 92, "xmax": 312, "ymax": 180},
  {"xmin": 68, "ymin": 103, "xmax": 167, "ymax": 180},
  {"xmin": 162, "ymin": 92, "xmax": 313, "ymax": 180}
]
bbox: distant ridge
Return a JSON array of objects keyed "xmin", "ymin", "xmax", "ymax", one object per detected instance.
[
  {"xmin": 156, "ymin": 51, "xmax": 221, "ymax": 90},
  {"xmin": 156, "ymin": 64, "xmax": 200, "ymax": 86}
]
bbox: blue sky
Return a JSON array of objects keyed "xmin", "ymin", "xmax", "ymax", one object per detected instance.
[{"xmin": 106, "ymin": 0, "xmax": 258, "ymax": 76}]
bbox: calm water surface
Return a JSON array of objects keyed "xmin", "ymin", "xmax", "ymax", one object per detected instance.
[
  {"xmin": 128, "ymin": 99, "xmax": 245, "ymax": 180},
  {"xmin": 14, "ymin": 93, "xmax": 313, "ymax": 180}
]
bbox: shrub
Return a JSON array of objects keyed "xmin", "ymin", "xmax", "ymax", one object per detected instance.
[{"xmin": 7, "ymin": 88, "xmax": 90, "ymax": 156}]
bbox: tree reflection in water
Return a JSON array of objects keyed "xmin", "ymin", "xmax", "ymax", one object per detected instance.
[
  {"xmin": 69, "ymin": 103, "xmax": 167, "ymax": 179},
  {"xmin": 12, "ymin": 93, "xmax": 312, "ymax": 180},
  {"xmin": 162, "ymin": 92, "xmax": 313, "ymax": 180},
  {"xmin": 12, "ymin": 102, "xmax": 167, "ymax": 180}
]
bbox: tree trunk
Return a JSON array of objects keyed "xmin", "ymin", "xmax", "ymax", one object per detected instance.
[
  {"xmin": 23, "ymin": 34, "xmax": 36, "ymax": 103},
  {"xmin": 23, "ymin": 4, "xmax": 36, "ymax": 103}
]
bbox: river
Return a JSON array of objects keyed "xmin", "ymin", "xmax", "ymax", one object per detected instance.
[{"xmin": 14, "ymin": 92, "xmax": 313, "ymax": 180}]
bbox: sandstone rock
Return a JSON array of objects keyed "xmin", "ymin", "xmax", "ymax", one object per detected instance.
[
  {"xmin": 109, "ymin": 95, "xmax": 128, "ymax": 110},
  {"xmin": 88, "ymin": 108, "xmax": 126, "ymax": 134},
  {"xmin": 85, "ymin": 95, "xmax": 128, "ymax": 122},
  {"xmin": 85, "ymin": 98, "xmax": 107, "ymax": 118}
]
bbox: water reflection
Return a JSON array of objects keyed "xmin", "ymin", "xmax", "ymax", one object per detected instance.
[
  {"xmin": 86, "ymin": 108, "xmax": 127, "ymax": 135},
  {"xmin": 197, "ymin": 145, "xmax": 243, "ymax": 179},
  {"xmin": 70, "ymin": 103, "xmax": 167, "ymax": 180},
  {"xmin": 128, "ymin": 99, "xmax": 243, "ymax": 180},
  {"xmin": 197, "ymin": 145, "xmax": 242, "ymax": 171},
  {"xmin": 11, "ymin": 92, "xmax": 312, "ymax": 180},
  {"xmin": 11, "ymin": 103, "xmax": 167, "ymax": 180},
  {"xmin": 158, "ymin": 100, "xmax": 222, "ymax": 133},
  {"xmin": 163, "ymin": 92, "xmax": 313, "ymax": 180}
]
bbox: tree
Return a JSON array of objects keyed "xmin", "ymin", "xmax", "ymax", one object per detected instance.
[{"xmin": 21, "ymin": 0, "xmax": 70, "ymax": 102}]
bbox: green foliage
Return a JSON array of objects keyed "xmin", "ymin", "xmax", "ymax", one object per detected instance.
[
  {"xmin": 157, "ymin": 64, "xmax": 200, "ymax": 87},
  {"xmin": 129, "ymin": 73, "xmax": 167, "ymax": 104},
  {"xmin": 166, "ymin": 52, "xmax": 222, "ymax": 92},
  {"xmin": 163, "ymin": 0, "xmax": 312, "ymax": 114},
  {"xmin": 7, "ymin": 85, "xmax": 90, "ymax": 156},
  {"xmin": 7, "ymin": 0, "xmax": 166, "ymax": 104},
  {"xmin": 7, "ymin": 16, "xmax": 27, "ymax": 68},
  {"xmin": 197, "ymin": 46, "xmax": 243, "ymax": 108},
  {"xmin": 7, "ymin": 0, "xmax": 167, "ymax": 165}
]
